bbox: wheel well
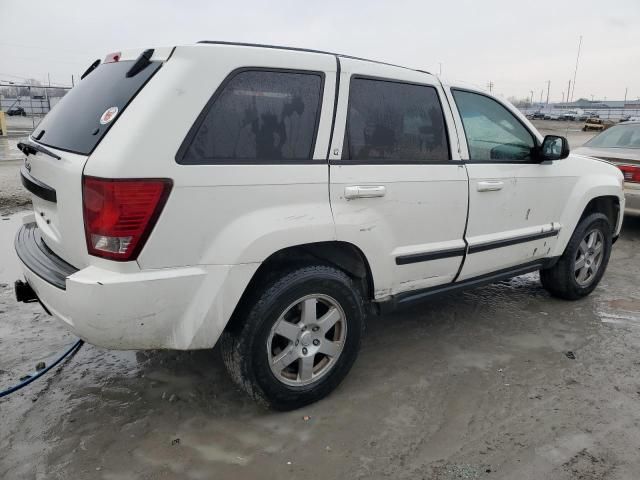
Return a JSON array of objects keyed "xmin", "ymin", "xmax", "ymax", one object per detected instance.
[
  {"xmin": 224, "ymin": 242, "xmax": 375, "ymax": 333},
  {"xmin": 580, "ymin": 196, "xmax": 620, "ymax": 233}
]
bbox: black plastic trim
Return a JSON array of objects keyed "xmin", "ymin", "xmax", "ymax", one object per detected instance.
[
  {"xmin": 326, "ymin": 56, "xmax": 341, "ymax": 160},
  {"xmin": 15, "ymin": 223, "xmax": 79, "ymax": 290},
  {"xmin": 20, "ymin": 166, "xmax": 57, "ymax": 203},
  {"xmin": 175, "ymin": 67, "xmax": 326, "ymax": 165},
  {"xmin": 468, "ymin": 229, "xmax": 559, "ymax": 254},
  {"xmin": 396, "ymin": 246, "xmax": 466, "ymax": 265},
  {"xmin": 388, "ymin": 258, "xmax": 557, "ymax": 309}
]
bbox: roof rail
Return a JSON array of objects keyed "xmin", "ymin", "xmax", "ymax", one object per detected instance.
[{"xmin": 196, "ymin": 41, "xmax": 430, "ymax": 75}]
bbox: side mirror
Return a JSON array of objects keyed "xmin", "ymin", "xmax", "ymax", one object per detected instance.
[{"xmin": 539, "ymin": 135, "xmax": 569, "ymax": 161}]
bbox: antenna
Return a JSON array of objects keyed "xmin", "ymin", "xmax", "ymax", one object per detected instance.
[{"xmin": 570, "ymin": 35, "xmax": 582, "ymax": 102}]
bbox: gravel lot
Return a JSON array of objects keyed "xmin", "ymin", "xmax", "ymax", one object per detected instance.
[{"xmin": 3, "ymin": 119, "xmax": 640, "ymax": 479}]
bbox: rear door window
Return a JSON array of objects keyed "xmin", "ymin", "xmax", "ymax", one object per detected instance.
[
  {"xmin": 32, "ymin": 60, "xmax": 162, "ymax": 155},
  {"xmin": 179, "ymin": 70, "xmax": 323, "ymax": 164},
  {"xmin": 343, "ymin": 78, "xmax": 449, "ymax": 162}
]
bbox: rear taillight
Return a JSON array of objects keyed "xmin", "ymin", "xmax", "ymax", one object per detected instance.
[
  {"xmin": 618, "ymin": 164, "xmax": 640, "ymax": 183},
  {"xmin": 82, "ymin": 176, "xmax": 172, "ymax": 261}
]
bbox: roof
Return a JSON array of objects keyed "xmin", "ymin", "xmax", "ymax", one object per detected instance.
[{"xmin": 197, "ymin": 41, "xmax": 431, "ymax": 75}]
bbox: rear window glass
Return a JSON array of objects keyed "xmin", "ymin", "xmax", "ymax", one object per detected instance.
[
  {"xmin": 32, "ymin": 60, "xmax": 161, "ymax": 155},
  {"xmin": 585, "ymin": 124, "xmax": 640, "ymax": 149},
  {"xmin": 343, "ymin": 78, "xmax": 449, "ymax": 162},
  {"xmin": 179, "ymin": 70, "xmax": 323, "ymax": 164}
]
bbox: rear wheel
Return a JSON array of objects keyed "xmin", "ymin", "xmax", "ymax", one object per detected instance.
[
  {"xmin": 221, "ymin": 265, "xmax": 365, "ymax": 410},
  {"xmin": 540, "ymin": 213, "xmax": 612, "ymax": 300}
]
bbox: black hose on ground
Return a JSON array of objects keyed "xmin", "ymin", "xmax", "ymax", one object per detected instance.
[{"xmin": 0, "ymin": 339, "xmax": 84, "ymax": 398}]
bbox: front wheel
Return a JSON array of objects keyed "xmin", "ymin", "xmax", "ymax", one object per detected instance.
[
  {"xmin": 220, "ymin": 265, "xmax": 365, "ymax": 410},
  {"xmin": 540, "ymin": 212, "xmax": 612, "ymax": 300}
]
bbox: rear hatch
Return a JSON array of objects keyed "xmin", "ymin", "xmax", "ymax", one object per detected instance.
[{"xmin": 23, "ymin": 47, "xmax": 172, "ymax": 269}]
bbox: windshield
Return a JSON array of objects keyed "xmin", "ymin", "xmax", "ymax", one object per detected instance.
[
  {"xmin": 585, "ymin": 124, "xmax": 640, "ymax": 149},
  {"xmin": 32, "ymin": 60, "xmax": 161, "ymax": 155}
]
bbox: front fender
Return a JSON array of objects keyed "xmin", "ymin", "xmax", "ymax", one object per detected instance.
[{"xmin": 551, "ymin": 159, "xmax": 624, "ymax": 257}]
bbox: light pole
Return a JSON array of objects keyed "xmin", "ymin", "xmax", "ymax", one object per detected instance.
[{"xmin": 570, "ymin": 35, "xmax": 582, "ymax": 102}]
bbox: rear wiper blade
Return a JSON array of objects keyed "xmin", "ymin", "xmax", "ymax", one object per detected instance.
[
  {"xmin": 17, "ymin": 140, "xmax": 61, "ymax": 160},
  {"xmin": 81, "ymin": 59, "xmax": 101, "ymax": 80}
]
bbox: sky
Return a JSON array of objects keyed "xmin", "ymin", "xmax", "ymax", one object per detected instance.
[{"xmin": 1, "ymin": 0, "xmax": 639, "ymax": 102}]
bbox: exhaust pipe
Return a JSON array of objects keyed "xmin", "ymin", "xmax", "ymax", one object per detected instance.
[{"xmin": 15, "ymin": 280, "xmax": 37, "ymax": 303}]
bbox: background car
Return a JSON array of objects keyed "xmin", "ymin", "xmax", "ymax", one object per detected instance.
[
  {"xmin": 560, "ymin": 109, "xmax": 584, "ymax": 121},
  {"xmin": 582, "ymin": 117, "xmax": 614, "ymax": 131},
  {"xmin": 574, "ymin": 121, "xmax": 640, "ymax": 215},
  {"xmin": 6, "ymin": 106, "xmax": 26, "ymax": 116}
]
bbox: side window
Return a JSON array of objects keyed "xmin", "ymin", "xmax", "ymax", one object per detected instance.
[
  {"xmin": 343, "ymin": 78, "xmax": 449, "ymax": 162},
  {"xmin": 452, "ymin": 89, "xmax": 535, "ymax": 161},
  {"xmin": 180, "ymin": 70, "xmax": 323, "ymax": 164}
]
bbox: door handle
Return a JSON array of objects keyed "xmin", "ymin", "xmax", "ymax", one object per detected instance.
[
  {"xmin": 477, "ymin": 180, "xmax": 504, "ymax": 192},
  {"xmin": 344, "ymin": 185, "xmax": 386, "ymax": 199}
]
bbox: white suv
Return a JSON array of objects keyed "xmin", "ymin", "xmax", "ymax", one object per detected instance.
[{"xmin": 15, "ymin": 42, "xmax": 624, "ymax": 410}]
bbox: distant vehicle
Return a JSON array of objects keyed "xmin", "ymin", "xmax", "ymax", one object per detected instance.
[
  {"xmin": 574, "ymin": 121, "xmax": 640, "ymax": 215},
  {"xmin": 560, "ymin": 110, "xmax": 584, "ymax": 121},
  {"xmin": 578, "ymin": 111, "xmax": 597, "ymax": 121},
  {"xmin": 582, "ymin": 118, "xmax": 613, "ymax": 132},
  {"xmin": 6, "ymin": 106, "xmax": 26, "ymax": 116},
  {"xmin": 620, "ymin": 116, "xmax": 640, "ymax": 123},
  {"xmin": 544, "ymin": 111, "xmax": 563, "ymax": 120},
  {"xmin": 531, "ymin": 111, "xmax": 546, "ymax": 119}
]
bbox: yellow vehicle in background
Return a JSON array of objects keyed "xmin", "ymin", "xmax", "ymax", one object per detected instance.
[{"xmin": 583, "ymin": 117, "xmax": 613, "ymax": 132}]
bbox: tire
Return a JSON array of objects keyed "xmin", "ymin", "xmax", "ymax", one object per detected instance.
[
  {"xmin": 540, "ymin": 212, "xmax": 612, "ymax": 300},
  {"xmin": 220, "ymin": 265, "xmax": 365, "ymax": 410}
]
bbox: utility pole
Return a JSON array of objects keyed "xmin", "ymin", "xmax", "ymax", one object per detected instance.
[
  {"xmin": 624, "ymin": 87, "xmax": 628, "ymax": 104},
  {"xmin": 561, "ymin": 92, "xmax": 565, "ymax": 103},
  {"xmin": 530, "ymin": 90, "xmax": 534, "ymax": 106},
  {"xmin": 540, "ymin": 89, "xmax": 543, "ymax": 104},
  {"xmin": 46, "ymin": 73, "xmax": 51, "ymax": 112},
  {"xmin": 570, "ymin": 35, "xmax": 582, "ymax": 102},
  {"xmin": 566, "ymin": 80, "xmax": 571, "ymax": 105},
  {"xmin": 546, "ymin": 80, "xmax": 550, "ymax": 106},
  {"xmin": 28, "ymin": 86, "xmax": 35, "ymax": 129},
  {"xmin": 71, "ymin": 75, "xmax": 75, "ymax": 87},
  {"xmin": 487, "ymin": 81, "xmax": 494, "ymax": 92}
]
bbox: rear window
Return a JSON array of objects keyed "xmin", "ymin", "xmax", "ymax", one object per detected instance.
[
  {"xmin": 178, "ymin": 70, "xmax": 323, "ymax": 164},
  {"xmin": 585, "ymin": 124, "xmax": 640, "ymax": 149},
  {"xmin": 32, "ymin": 60, "xmax": 161, "ymax": 155}
]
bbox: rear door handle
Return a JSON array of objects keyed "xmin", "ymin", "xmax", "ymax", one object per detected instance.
[
  {"xmin": 344, "ymin": 185, "xmax": 386, "ymax": 199},
  {"xmin": 477, "ymin": 180, "xmax": 504, "ymax": 192}
]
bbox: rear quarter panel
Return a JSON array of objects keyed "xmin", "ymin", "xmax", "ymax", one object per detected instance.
[{"xmin": 83, "ymin": 44, "xmax": 338, "ymax": 269}]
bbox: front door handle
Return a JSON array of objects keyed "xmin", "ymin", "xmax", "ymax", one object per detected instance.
[
  {"xmin": 477, "ymin": 180, "xmax": 504, "ymax": 192},
  {"xmin": 344, "ymin": 185, "xmax": 387, "ymax": 199}
]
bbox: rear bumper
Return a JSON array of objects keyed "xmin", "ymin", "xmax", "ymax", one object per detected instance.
[
  {"xmin": 15, "ymin": 223, "xmax": 258, "ymax": 350},
  {"xmin": 624, "ymin": 184, "xmax": 640, "ymax": 215}
]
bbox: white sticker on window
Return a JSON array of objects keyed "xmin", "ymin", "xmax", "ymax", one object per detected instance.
[{"xmin": 100, "ymin": 106, "xmax": 119, "ymax": 125}]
